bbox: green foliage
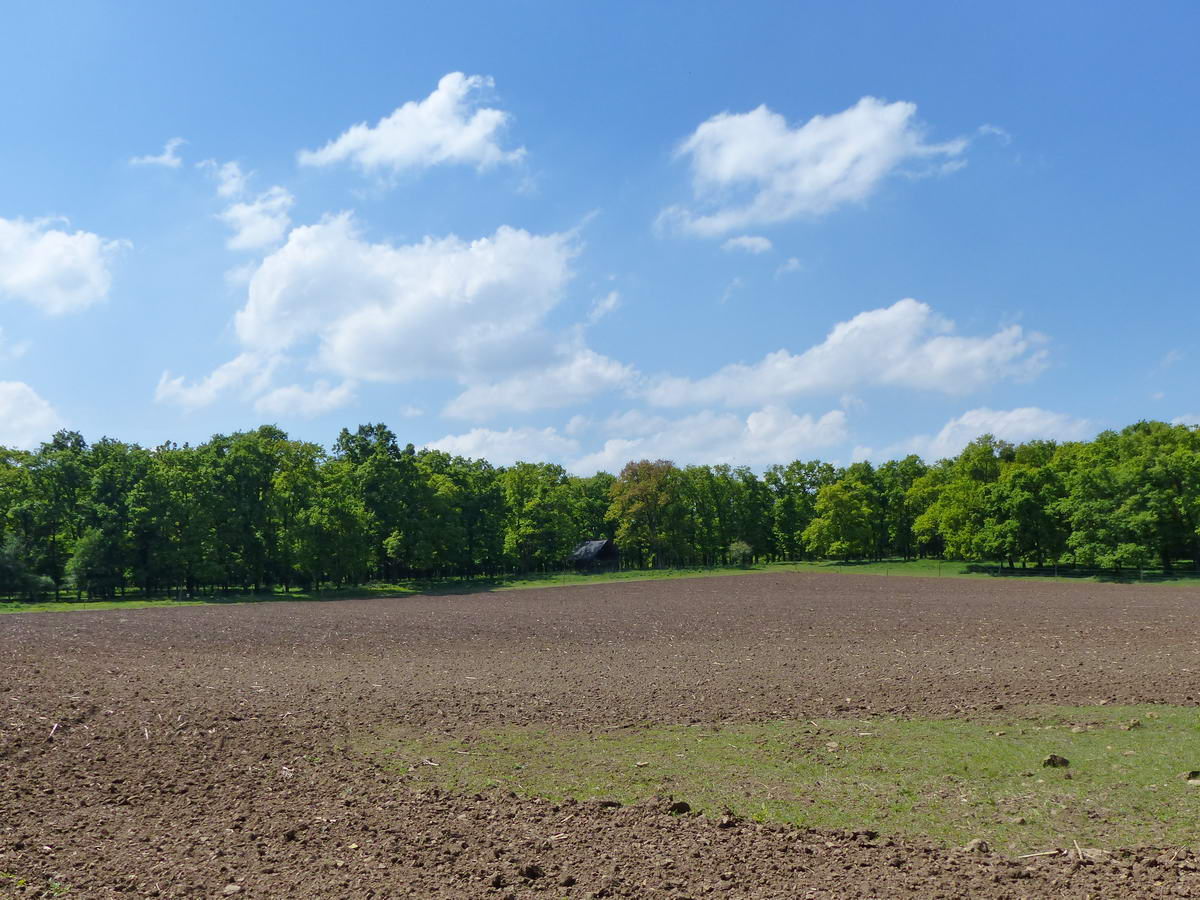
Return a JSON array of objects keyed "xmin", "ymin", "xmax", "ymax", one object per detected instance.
[
  {"xmin": 2, "ymin": 419, "xmax": 1200, "ymax": 601},
  {"xmin": 609, "ymin": 460, "xmax": 687, "ymax": 568},
  {"xmin": 727, "ymin": 539, "xmax": 752, "ymax": 565},
  {"xmin": 501, "ymin": 462, "xmax": 576, "ymax": 570},
  {"xmin": 0, "ymin": 533, "xmax": 52, "ymax": 598},
  {"xmin": 803, "ymin": 478, "xmax": 876, "ymax": 560}
]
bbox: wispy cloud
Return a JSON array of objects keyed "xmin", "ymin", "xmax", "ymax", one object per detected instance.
[
  {"xmin": 721, "ymin": 235, "xmax": 772, "ymax": 254},
  {"xmin": 775, "ymin": 256, "xmax": 803, "ymax": 278},
  {"xmin": 587, "ymin": 290, "xmax": 621, "ymax": 325},
  {"xmin": 130, "ymin": 137, "xmax": 186, "ymax": 168}
]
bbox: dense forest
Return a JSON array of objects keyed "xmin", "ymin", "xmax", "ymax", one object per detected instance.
[{"xmin": 1, "ymin": 419, "xmax": 1198, "ymax": 600}]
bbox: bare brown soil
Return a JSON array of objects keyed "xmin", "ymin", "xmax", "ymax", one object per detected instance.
[{"xmin": 3, "ymin": 572, "xmax": 1200, "ymax": 898}]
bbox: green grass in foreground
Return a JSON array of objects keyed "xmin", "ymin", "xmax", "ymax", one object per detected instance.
[
  {"xmin": 369, "ymin": 705, "xmax": 1200, "ymax": 853},
  {"xmin": 5, "ymin": 557, "xmax": 1199, "ymax": 614}
]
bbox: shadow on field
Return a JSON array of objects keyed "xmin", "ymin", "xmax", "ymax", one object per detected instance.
[
  {"xmin": 1, "ymin": 569, "xmax": 660, "ymax": 613},
  {"xmin": 960, "ymin": 563, "xmax": 1200, "ymax": 584}
]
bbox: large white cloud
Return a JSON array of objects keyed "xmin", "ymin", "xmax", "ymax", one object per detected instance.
[
  {"xmin": 298, "ymin": 72, "xmax": 525, "ymax": 175},
  {"xmin": 644, "ymin": 299, "xmax": 1046, "ymax": 408},
  {"xmin": 0, "ymin": 382, "xmax": 63, "ymax": 449},
  {"xmin": 159, "ymin": 215, "xmax": 577, "ymax": 410},
  {"xmin": 0, "ymin": 217, "xmax": 126, "ymax": 314},
  {"xmin": 660, "ymin": 97, "xmax": 966, "ymax": 237},
  {"xmin": 238, "ymin": 214, "xmax": 574, "ymax": 379},
  {"xmin": 903, "ymin": 407, "xmax": 1092, "ymax": 460}
]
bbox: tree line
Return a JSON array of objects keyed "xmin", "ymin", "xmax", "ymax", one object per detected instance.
[{"xmin": 1, "ymin": 419, "xmax": 1197, "ymax": 601}]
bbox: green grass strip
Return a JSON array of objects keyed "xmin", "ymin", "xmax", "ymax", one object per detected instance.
[
  {"xmin": 5, "ymin": 557, "xmax": 1199, "ymax": 615},
  {"xmin": 369, "ymin": 705, "xmax": 1200, "ymax": 853}
]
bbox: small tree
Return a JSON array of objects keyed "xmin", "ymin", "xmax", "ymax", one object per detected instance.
[
  {"xmin": 0, "ymin": 534, "xmax": 53, "ymax": 600},
  {"xmin": 727, "ymin": 539, "xmax": 753, "ymax": 567},
  {"xmin": 64, "ymin": 527, "xmax": 123, "ymax": 600}
]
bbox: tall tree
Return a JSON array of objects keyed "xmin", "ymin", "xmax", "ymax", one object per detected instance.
[
  {"xmin": 802, "ymin": 479, "xmax": 875, "ymax": 560},
  {"xmin": 608, "ymin": 460, "xmax": 685, "ymax": 568}
]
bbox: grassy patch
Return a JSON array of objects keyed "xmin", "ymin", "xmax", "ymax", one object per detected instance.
[
  {"xmin": 0, "ymin": 564, "xmax": 797, "ymax": 615},
  {"xmin": 369, "ymin": 705, "xmax": 1200, "ymax": 853},
  {"xmin": 0, "ymin": 597, "xmax": 208, "ymax": 614}
]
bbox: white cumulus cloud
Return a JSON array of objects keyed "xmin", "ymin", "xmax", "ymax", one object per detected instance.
[
  {"xmin": 660, "ymin": 97, "xmax": 966, "ymax": 237},
  {"xmin": 722, "ymin": 235, "xmax": 773, "ymax": 254},
  {"xmin": 234, "ymin": 214, "xmax": 575, "ymax": 382},
  {"xmin": 199, "ymin": 159, "xmax": 249, "ymax": 198},
  {"xmin": 644, "ymin": 299, "xmax": 1046, "ymax": 408},
  {"xmin": 130, "ymin": 137, "xmax": 186, "ymax": 168},
  {"xmin": 156, "ymin": 352, "xmax": 278, "ymax": 410},
  {"xmin": 0, "ymin": 382, "xmax": 63, "ymax": 449},
  {"xmin": 0, "ymin": 217, "xmax": 126, "ymax": 314},
  {"xmin": 298, "ymin": 72, "xmax": 525, "ymax": 175},
  {"xmin": 160, "ymin": 215, "xmax": 577, "ymax": 413},
  {"xmin": 218, "ymin": 186, "xmax": 294, "ymax": 250},
  {"xmin": 444, "ymin": 346, "xmax": 636, "ymax": 419},
  {"xmin": 903, "ymin": 407, "xmax": 1092, "ymax": 460}
]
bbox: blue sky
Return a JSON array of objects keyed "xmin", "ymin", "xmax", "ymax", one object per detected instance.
[{"xmin": 1, "ymin": 1, "xmax": 1197, "ymax": 471}]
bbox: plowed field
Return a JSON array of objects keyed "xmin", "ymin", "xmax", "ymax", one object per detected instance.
[{"xmin": 3, "ymin": 572, "xmax": 1200, "ymax": 898}]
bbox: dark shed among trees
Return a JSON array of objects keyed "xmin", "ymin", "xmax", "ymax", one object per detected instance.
[{"xmin": 568, "ymin": 539, "xmax": 620, "ymax": 571}]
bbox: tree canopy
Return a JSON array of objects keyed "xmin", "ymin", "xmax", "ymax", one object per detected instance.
[{"xmin": 1, "ymin": 420, "xmax": 1197, "ymax": 600}]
